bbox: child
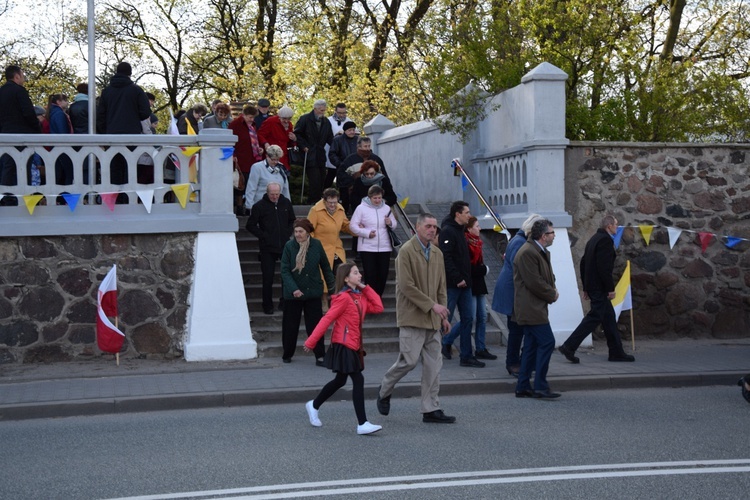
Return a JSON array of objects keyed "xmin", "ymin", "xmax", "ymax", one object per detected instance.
[{"xmin": 303, "ymin": 261, "xmax": 384, "ymax": 435}]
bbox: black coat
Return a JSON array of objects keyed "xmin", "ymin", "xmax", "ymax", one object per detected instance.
[
  {"xmin": 350, "ymin": 174, "xmax": 397, "ymax": 210},
  {"xmin": 336, "ymin": 152, "xmax": 387, "ymax": 189},
  {"xmin": 328, "ymin": 133, "xmax": 358, "ymax": 168},
  {"xmin": 440, "ymin": 215, "xmax": 472, "ymax": 289},
  {"xmin": 68, "ymin": 99, "xmax": 91, "ymax": 134},
  {"xmin": 580, "ymin": 228, "xmax": 616, "ymax": 292},
  {"xmin": 246, "ymin": 193, "xmax": 295, "ymax": 254},
  {"xmin": 0, "ymin": 81, "xmax": 40, "ymax": 134},
  {"xmin": 96, "ymin": 73, "xmax": 151, "ymax": 134},
  {"xmin": 293, "ymin": 110, "xmax": 333, "ymax": 168}
]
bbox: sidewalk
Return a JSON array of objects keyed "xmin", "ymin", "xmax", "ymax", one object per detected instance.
[{"xmin": 1, "ymin": 339, "xmax": 747, "ymax": 421}]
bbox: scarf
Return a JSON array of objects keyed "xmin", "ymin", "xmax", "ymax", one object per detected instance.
[
  {"xmin": 266, "ymin": 161, "xmax": 280, "ymax": 175},
  {"xmin": 466, "ymin": 231, "xmax": 483, "ymax": 266},
  {"xmin": 293, "ymin": 236, "xmax": 310, "ymax": 273},
  {"xmin": 361, "ymin": 172, "xmax": 384, "ymax": 188},
  {"xmin": 248, "ymin": 125, "xmax": 262, "ymax": 161}
]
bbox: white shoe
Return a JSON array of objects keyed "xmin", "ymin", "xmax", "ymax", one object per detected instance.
[
  {"xmin": 306, "ymin": 400, "xmax": 322, "ymax": 427},
  {"xmin": 356, "ymin": 421, "xmax": 382, "ymax": 435}
]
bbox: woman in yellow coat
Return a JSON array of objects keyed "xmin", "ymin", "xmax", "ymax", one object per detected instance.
[{"xmin": 307, "ymin": 187, "xmax": 353, "ymax": 274}]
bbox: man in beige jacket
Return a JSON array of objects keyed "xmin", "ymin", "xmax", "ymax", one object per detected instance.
[{"xmin": 376, "ymin": 213, "xmax": 456, "ymax": 423}]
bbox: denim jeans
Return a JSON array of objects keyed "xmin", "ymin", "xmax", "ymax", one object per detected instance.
[
  {"xmin": 442, "ymin": 286, "xmax": 475, "ymax": 359},
  {"xmin": 473, "ymin": 294, "xmax": 487, "ymax": 352},
  {"xmin": 516, "ymin": 323, "xmax": 555, "ymax": 393}
]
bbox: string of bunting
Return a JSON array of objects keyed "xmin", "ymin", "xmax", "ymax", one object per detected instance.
[
  {"xmin": 0, "ymin": 145, "xmax": 235, "ymax": 215},
  {"xmin": 613, "ymin": 225, "xmax": 748, "ymax": 253}
]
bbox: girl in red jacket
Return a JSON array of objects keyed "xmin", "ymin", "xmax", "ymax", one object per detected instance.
[{"xmin": 304, "ymin": 261, "xmax": 384, "ymax": 435}]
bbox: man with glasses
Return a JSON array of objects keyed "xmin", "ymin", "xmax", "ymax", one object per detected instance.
[
  {"xmin": 559, "ymin": 215, "xmax": 636, "ymax": 363},
  {"xmin": 513, "ymin": 218, "xmax": 561, "ymax": 399}
]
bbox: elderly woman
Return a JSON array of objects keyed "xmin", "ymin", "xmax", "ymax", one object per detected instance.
[
  {"xmin": 280, "ymin": 218, "xmax": 335, "ymax": 365},
  {"xmin": 308, "ymin": 188, "xmax": 352, "ymax": 275},
  {"xmin": 349, "ymin": 160, "xmax": 397, "ymax": 211},
  {"xmin": 244, "ymin": 144, "xmax": 291, "ymax": 209},
  {"xmin": 349, "ymin": 185, "xmax": 396, "ymax": 296},
  {"xmin": 203, "ymin": 102, "xmax": 231, "ymax": 129},
  {"xmin": 258, "ymin": 105, "xmax": 296, "ymax": 171}
]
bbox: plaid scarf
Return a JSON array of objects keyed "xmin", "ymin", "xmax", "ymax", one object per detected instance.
[{"xmin": 465, "ymin": 231, "xmax": 483, "ymax": 265}]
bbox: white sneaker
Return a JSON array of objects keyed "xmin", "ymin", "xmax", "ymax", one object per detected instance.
[
  {"xmin": 356, "ymin": 421, "xmax": 382, "ymax": 435},
  {"xmin": 306, "ymin": 400, "xmax": 322, "ymax": 427}
]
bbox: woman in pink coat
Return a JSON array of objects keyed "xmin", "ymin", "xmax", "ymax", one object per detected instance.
[
  {"xmin": 303, "ymin": 261, "xmax": 384, "ymax": 435},
  {"xmin": 349, "ymin": 184, "xmax": 396, "ymax": 296}
]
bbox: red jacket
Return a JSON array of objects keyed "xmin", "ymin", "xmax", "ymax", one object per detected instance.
[
  {"xmin": 305, "ymin": 286, "xmax": 384, "ymax": 351},
  {"xmin": 228, "ymin": 115, "xmax": 262, "ymax": 173},
  {"xmin": 257, "ymin": 115, "xmax": 295, "ymax": 171}
]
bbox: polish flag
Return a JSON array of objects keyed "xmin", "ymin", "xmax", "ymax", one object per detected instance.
[{"xmin": 97, "ymin": 265, "xmax": 125, "ymax": 353}]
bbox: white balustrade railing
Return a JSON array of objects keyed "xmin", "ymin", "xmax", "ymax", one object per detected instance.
[
  {"xmin": 0, "ymin": 130, "xmax": 238, "ymax": 237},
  {"xmin": 481, "ymin": 151, "xmax": 529, "ymax": 212}
]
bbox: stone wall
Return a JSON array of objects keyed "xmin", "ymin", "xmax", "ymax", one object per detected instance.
[
  {"xmin": 0, "ymin": 234, "xmax": 196, "ymax": 363},
  {"xmin": 565, "ymin": 143, "xmax": 750, "ymax": 339}
]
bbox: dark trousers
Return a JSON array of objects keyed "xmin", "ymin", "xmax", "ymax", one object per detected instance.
[
  {"xmin": 259, "ymin": 251, "xmax": 281, "ymax": 311},
  {"xmin": 563, "ymin": 290, "xmax": 624, "ymax": 356},
  {"xmin": 306, "ymin": 164, "xmax": 326, "ymax": 204},
  {"xmin": 313, "ymin": 370, "xmax": 367, "ymax": 425},
  {"xmin": 323, "ymin": 167, "xmax": 336, "ymax": 190},
  {"xmin": 505, "ymin": 316, "xmax": 524, "ymax": 368},
  {"xmin": 360, "ymin": 251, "xmax": 391, "ymax": 296},
  {"xmin": 281, "ymin": 298, "xmax": 324, "ymax": 360},
  {"xmin": 516, "ymin": 323, "xmax": 555, "ymax": 393},
  {"xmin": 55, "ymin": 155, "xmax": 74, "ymax": 185},
  {"xmin": 0, "ymin": 152, "xmax": 18, "ymax": 186}
]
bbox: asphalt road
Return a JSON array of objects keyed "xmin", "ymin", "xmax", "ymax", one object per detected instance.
[{"xmin": 1, "ymin": 386, "xmax": 748, "ymax": 499}]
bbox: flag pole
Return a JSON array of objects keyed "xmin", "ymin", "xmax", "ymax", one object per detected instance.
[
  {"xmin": 115, "ymin": 317, "xmax": 120, "ymax": 366},
  {"xmin": 629, "ymin": 308, "xmax": 635, "ymax": 352}
]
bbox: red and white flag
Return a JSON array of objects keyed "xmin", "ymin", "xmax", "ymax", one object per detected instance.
[{"xmin": 97, "ymin": 265, "xmax": 125, "ymax": 353}]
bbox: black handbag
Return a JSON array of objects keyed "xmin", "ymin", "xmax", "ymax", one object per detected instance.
[
  {"xmin": 386, "ymin": 226, "xmax": 401, "ymax": 249},
  {"xmin": 287, "ymin": 147, "xmax": 304, "ymax": 166}
]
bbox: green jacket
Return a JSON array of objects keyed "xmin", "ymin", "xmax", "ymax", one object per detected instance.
[
  {"xmin": 280, "ymin": 237, "xmax": 334, "ymax": 300},
  {"xmin": 395, "ymin": 235, "xmax": 447, "ymax": 330}
]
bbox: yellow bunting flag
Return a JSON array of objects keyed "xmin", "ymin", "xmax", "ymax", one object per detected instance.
[
  {"xmin": 23, "ymin": 194, "xmax": 44, "ymax": 215},
  {"xmin": 639, "ymin": 225, "xmax": 654, "ymax": 246},
  {"xmin": 185, "ymin": 119, "xmax": 196, "ymax": 136},
  {"xmin": 398, "ymin": 197, "xmax": 409, "ymax": 209},
  {"xmin": 171, "ymin": 183, "xmax": 191, "ymax": 208},
  {"xmin": 493, "ymin": 224, "xmax": 503, "ymax": 232},
  {"xmin": 181, "ymin": 146, "xmax": 201, "ymax": 157}
]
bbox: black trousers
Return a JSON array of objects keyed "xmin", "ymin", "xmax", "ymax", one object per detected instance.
[
  {"xmin": 259, "ymin": 251, "xmax": 281, "ymax": 311},
  {"xmin": 563, "ymin": 290, "xmax": 625, "ymax": 355},
  {"xmin": 282, "ymin": 297, "xmax": 325, "ymax": 360},
  {"xmin": 306, "ymin": 164, "xmax": 326, "ymax": 204},
  {"xmin": 313, "ymin": 371, "xmax": 367, "ymax": 425},
  {"xmin": 323, "ymin": 167, "xmax": 336, "ymax": 190},
  {"xmin": 360, "ymin": 251, "xmax": 391, "ymax": 296}
]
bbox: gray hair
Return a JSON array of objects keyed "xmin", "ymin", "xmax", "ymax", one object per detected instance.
[
  {"xmin": 266, "ymin": 182, "xmax": 282, "ymax": 193},
  {"xmin": 521, "ymin": 213, "xmax": 543, "ymax": 234},
  {"xmin": 277, "ymin": 106, "xmax": 294, "ymax": 118},
  {"xmin": 313, "ymin": 99, "xmax": 327, "ymax": 109},
  {"xmin": 266, "ymin": 144, "xmax": 283, "ymax": 159},
  {"xmin": 529, "ymin": 219, "xmax": 553, "ymax": 241},
  {"xmin": 600, "ymin": 214, "xmax": 617, "ymax": 229},
  {"xmin": 357, "ymin": 135, "xmax": 371, "ymax": 146},
  {"xmin": 416, "ymin": 212, "xmax": 437, "ymax": 227}
]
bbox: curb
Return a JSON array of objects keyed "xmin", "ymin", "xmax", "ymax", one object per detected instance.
[{"xmin": 0, "ymin": 371, "xmax": 743, "ymax": 422}]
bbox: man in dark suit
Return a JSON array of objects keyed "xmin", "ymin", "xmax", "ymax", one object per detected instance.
[
  {"xmin": 513, "ymin": 218, "xmax": 561, "ymax": 399},
  {"xmin": 293, "ymin": 99, "xmax": 333, "ymax": 204},
  {"xmin": 559, "ymin": 215, "xmax": 635, "ymax": 363},
  {"xmin": 0, "ymin": 65, "xmax": 41, "ymax": 187}
]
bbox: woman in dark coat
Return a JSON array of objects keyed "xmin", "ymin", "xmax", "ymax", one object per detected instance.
[
  {"xmin": 349, "ymin": 160, "xmax": 397, "ymax": 211},
  {"xmin": 280, "ymin": 218, "xmax": 335, "ymax": 365}
]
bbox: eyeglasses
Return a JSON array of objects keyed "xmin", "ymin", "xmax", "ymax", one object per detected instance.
[{"xmin": 545, "ymin": 231, "xmax": 555, "ymax": 235}]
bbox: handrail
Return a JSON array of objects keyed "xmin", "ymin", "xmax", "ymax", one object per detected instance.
[
  {"xmin": 393, "ymin": 198, "xmax": 416, "ymax": 236},
  {"xmin": 451, "ymin": 158, "xmax": 507, "ymax": 231}
]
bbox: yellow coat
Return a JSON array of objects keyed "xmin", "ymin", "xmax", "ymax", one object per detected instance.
[{"xmin": 307, "ymin": 200, "xmax": 352, "ymax": 269}]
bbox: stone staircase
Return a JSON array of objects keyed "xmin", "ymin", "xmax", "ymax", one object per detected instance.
[{"xmin": 238, "ymin": 204, "xmax": 506, "ymax": 359}]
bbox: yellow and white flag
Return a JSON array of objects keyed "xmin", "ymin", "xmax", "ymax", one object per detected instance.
[{"xmin": 611, "ymin": 260, "xmax": 632, "ymax": 321}]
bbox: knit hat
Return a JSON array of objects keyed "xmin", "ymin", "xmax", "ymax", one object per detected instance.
[
  {"xmin": 277, "ymin": 106, "xmax": 294, "ymax": 118},
  {"xmin": 343, "ymin": 121, "xmax": 356, "ymax": 131}
]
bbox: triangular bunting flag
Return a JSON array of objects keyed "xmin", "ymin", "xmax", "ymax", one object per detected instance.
[
  {"xmin": 61, "ymin": 193, "xmax": 81, "ymax": 212},
  {"xmin": 667, "ymin": 227, "xmax": 682, "ymax": 249},
  {"xmin": 168, "ymin": 109, "xmax": 179, "ymax": 135},
  {"xmin": 181, "ymin": 146, "xmax": 201, "ymax": 157},
  {"xmin": 101, "ymin": 193, "xmax": 118, "ymax": 211},
  {"xmin": 171, "ymin": 183, "xmax": 191, "ymax": 208},
  {"xmin": 612, "ymin": 226, "xmax": 624, "ymax": 249},
  {"xmin": 698, "ymin": 232, "xmax": 713, "ymax": 253},
  {"xmin": 22, "ymin": 194, "xmax": 44, "ymax": 215},
  {"xmin": 398, "ymin": 197, "xmax": 409, "ymax": 209},
  {"xmin": 639, "ymin": 225, "xmax": 654, "ymax": 246},
  {"xmin": 725, "ymin": 236, "xmax": 742, "ymax": 249},
  {"xmin": 136, "ymin": 190, "xmax": 155, "ymax": 213},
  {"xmin": 220, "ymin": 147, "xmax": 234, "ymax": 160}
]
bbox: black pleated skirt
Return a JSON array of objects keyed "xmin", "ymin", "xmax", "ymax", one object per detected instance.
[{"xmin": 324, "ymin": 343, "xmax": 363, "ymax": 374}]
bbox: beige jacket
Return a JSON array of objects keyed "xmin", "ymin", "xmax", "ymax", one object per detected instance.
[{"xmin": 395, "ymin": 235, "xmax": 447, "ymax": 330}]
